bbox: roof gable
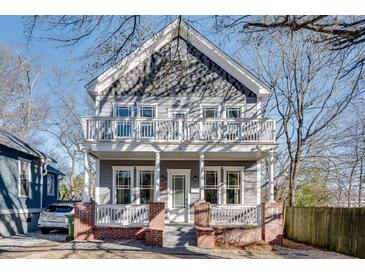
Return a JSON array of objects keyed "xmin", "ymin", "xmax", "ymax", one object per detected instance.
[{"xmin": 86, "ymin": 19, "xmax": 270, "ymax": 99}]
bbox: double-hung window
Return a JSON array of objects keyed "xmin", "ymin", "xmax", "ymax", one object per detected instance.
[
  {"xmin": 18, "ymin": 160, "xmax": 31, "ymax": 198},
  {"xmin": 47, "ymin": 174, "xmax": 55, "ymax": 196},
  {"xmin": 114, "ymin": 167, "xmax": 133, "ymax": 204},
  {"xmin": 226, "ymin": 107, "xmax": 241, "ymax": 119},
  {"xmin": 140, "ymin": 106, "xmax": 156, "ymax": 138},
  {"xmin": 224, "ymin": 168, "xmax": 244, "ymax": 204},
  {"xmin": 115, "ymin": 106, "xmax": 132, "ymax": 138},
  {"xmin": 203, "ymin": 107, "xmax": 218, "ymax": 118},
  {"xmin": 204, "ymin": 168, "xmax": 220, "ymax": 204},
  {"xmin": 138, "ymin": 169, "xmax": 154, "ymax": 204}
]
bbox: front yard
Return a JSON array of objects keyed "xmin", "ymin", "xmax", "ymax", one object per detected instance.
[{"xmin": 0, "ymin": 232, "xmax": 352, "ymax": 259}]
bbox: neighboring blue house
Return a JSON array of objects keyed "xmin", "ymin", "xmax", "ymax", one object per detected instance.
[{"xmin": 0, "ymin": 129, "xmax": 64, "ymax": 236}]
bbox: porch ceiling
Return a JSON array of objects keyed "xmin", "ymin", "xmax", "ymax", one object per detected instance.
[{"xmin": 90, "ymin": 151, "xmax": 271, "ymax": 161}]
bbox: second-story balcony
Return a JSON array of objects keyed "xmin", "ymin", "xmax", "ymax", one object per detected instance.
[{"xmin": 82, "ymin": 117, "xmax": 276, "ymax": 144}]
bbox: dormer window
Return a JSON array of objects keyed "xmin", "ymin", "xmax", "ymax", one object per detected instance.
[
  {"xmin": 140, "ymin": 106, "xmax": 156, "ymax": 118},
  {"xmin": 203, "ymin": 107, "xmax": 218, "ymax": 118},
  {"xmin": 115, "ymin": 106, "xmax": 132, "ymax": 117},
  {"xmin": 226, "ymin": 107, "xmax": 241, "ymax": 119}
]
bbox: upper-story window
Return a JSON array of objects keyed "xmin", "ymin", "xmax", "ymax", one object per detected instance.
[
  {"xmin": 115, "ymin": 106, "xmax": 132, "ymax": 117},
  {"xmin": 203, "ymin": 107, "xmax": 218, "ymax": 118},
  {"xmin": 140, "ymin": 106, "xmax": 156, "ymax": 118},
  {"xmin": 226, "ymin": 107, "xmax": 241, "ymax": 119}
]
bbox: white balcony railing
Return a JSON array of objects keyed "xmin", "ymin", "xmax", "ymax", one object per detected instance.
[
  {"xmin": 82, "ymin": 117, "xmax": 275, "ymax": 143},
  {"xmin": 95, "ymin": 204, "xmax": 150, "ymax": 227},
  {"xmin": 210, "ymin": 205, "xmax": 262, "ymax": 226}
]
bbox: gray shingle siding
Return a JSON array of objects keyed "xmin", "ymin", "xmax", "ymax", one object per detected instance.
[{"xmin": 97, "ymin": 38, "xmax": 259, "ymax": 118}]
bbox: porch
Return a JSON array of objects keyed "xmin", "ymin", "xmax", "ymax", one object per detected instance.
[{"xmin": 81, "ymin": 151, "xmax": 276, "ymax": 224}]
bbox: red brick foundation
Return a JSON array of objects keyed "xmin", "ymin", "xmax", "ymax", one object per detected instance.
[
  {"xmin": 194, "ymin": 201, "xmax": 283, "ymax": 248},
  {"xmin": 74, "ymin": 202, "xmax": 165, "ymax": 246}
]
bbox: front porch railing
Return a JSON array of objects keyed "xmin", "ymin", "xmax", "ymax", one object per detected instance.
[
  {"xmin": 82, "ymin": 117, "xmax": 275, "ymax": 143},
  {"xmin": 210, "ymin": 205, "xmax": 262, "ymax": 226},
  {"xmin": 95, "ymin": 204, "xmax": 150, "ymax": 227}
]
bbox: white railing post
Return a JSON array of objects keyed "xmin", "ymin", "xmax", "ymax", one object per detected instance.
[
  {"xmin": 268, "ymin": 151, "xmax": 275, "ymax": 202},
  {"xmin": 154, "ymin": 152, "xmax": 161, "ymax": 202},
  {"xmin": 199, "ymin": 153, "xmax": 205, "ymax": 201},
  {"xmin": 82, "ymin": 149, "xmax": 90, "ymax": 203}
]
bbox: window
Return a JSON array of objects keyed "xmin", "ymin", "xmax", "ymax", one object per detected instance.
[
  {"xmin": 225, "ymin": 170, "xmax": 242, "ymax": 204},
  {"xmin": 172, "ymin": 112, "xmax": 186, "ymax": 118},
  {"xmin": 226, "ymin": 107, "xmax": 241, "ymax": 119},
  {"xmin": 45, "ymin": 205, "xmax": 72, "ymax": 213},
  {"xmin": 140, "ymin": 106, "xmax": 156, "ymax": 118},
  {"xmin": 204, "ymin": 170, "xmax": 218, "ymax": 204},
  {"xmin": 47, "ymin": 174, "xmax": 55, "ymax": 196},
  {"xmin": 203, "ymin": 107, "xmax": 218, "ymax": 118},
  {"xmin": 115, "ymin": 169, "xmax": 132, "ymax": 204},
  {"xmin": 115, "ymin": 106, "xmax": 132, "ymax": 117},
  {"xmin": 19, "ymin": 161, "xmax": 31, "ymax": 197},
  {"xmin": 139, "ymin": 170, "xmax": 154, "ymax": 204}
]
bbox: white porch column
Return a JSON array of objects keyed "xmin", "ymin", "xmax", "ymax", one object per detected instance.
[
  {"xmin": 154, "ymin": 152, "xmax": 161, "ymax": 202},
  {"xmin": 82, "ymin": 149, "xmax": 90, "ymax": 203},
  {"xmin": 268, "ymin": 152, "xmax": 275, "ymax": 202},
  {"xmin": 199, "ymin": 153, "xmax": 205, "ymax": 200}
]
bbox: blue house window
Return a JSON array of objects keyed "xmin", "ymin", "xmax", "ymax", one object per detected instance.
[
  {"xmin": 18, "ymin": 161, "xmax": 31, "ymax": 198},
  {"xmin": 47, "ymin": 174, "xmax": 55, "ymax": 196}
]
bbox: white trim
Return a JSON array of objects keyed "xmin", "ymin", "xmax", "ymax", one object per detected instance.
[
  {"xmin": 95, "ymin": 159, "xmax": 100, "ymax": 203},
  {"xmin": 223, "ymin": 166, "xmax": 245, "ymax": 205},
  {"xmin": 86, "ymin": 19, "xmax": 269, "ymax": 98},
  {"xmin": 112, "ymin": 166, "xmax": 134, "ymax": 204},
  {"xmin": 17, "ymin": 159, "xmax": 32, "ymax": 199},
  {"xmin": 257, "ymin": 161, "xmax": 261, "ymax": 205},
  {"xmin": 199, "ymin": 153, "xmax": 205, "ymax": 200},
  {"xmin": 167, "ymin": 169, "xmax": 191, "ymax": 222},
  {"xmin": 135, "ymin": 166, "xmax": 155, "ymax": 204},
  {"xmin": 204, "ymin": 166, "xmax": 222, "ymax": 204},
  {"xmin": 0, "ymin": 208, "xmax": 42, "ymax": 215}
]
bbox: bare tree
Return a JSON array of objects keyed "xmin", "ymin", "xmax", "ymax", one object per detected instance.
[
  {"xmin": 0, "ymin": 45, "xmax": 45, "ymax": 142},
  {"xmin": 41, "ymin": 69, "xmax": 94, "ymax": 198}
]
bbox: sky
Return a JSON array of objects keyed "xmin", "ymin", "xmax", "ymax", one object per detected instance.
[{"xmin": 0, "ymin": 15, "xmax": 262, "ymax": 174}]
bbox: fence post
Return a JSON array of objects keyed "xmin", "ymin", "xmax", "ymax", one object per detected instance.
[
  {"xmin": 145, "ymin": 202, "xmax": 165, "ymax": 246},
  {"xmin": 262, "ymin": 202, "xmax": 283, "ymax": 245}
]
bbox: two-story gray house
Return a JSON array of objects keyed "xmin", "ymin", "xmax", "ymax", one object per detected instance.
[{"xmin": 81, "ymin": 19, "xmax": 276, "ymax": 225}]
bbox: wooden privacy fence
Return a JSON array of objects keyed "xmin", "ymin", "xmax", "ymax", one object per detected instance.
[{"xmin": 284, "ymin": 207, "xmax": 365, "ymax": 258}]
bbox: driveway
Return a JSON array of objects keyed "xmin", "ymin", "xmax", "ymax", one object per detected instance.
[{"xmin": 0, "ymin": 232, "xmax": 353, "ymax": 259}]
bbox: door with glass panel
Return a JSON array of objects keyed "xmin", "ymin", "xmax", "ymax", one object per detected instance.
[{"xmin": 168, "ymin": 169, "xmax": 190, "ymax": 223}]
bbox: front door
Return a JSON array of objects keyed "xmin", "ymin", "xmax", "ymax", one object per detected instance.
[{"xmin": 167, "ymin": 169, "xmax": 190, "ymax": 223}]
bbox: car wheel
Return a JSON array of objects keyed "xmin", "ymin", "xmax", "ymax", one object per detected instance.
[{"xmin": 40, "ymin": 228, "xmax": 50, "ymax": 234}]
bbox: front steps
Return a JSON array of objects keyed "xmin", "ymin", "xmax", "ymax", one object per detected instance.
[{"xmin": 164, "ymin": 224, "xmax": 196, "ymax": 248}]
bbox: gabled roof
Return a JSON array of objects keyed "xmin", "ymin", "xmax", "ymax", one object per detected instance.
[
  {"xmin": 46, "ymin": 165, "xmax": 65, "ymax": 176},
  {"xmin": 0, "ymin": 128, "xmax": 56, "ymax": 163},
  {"xmin": 86, "ymin": 19, "xmax": 270, "ymax": 99}
]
